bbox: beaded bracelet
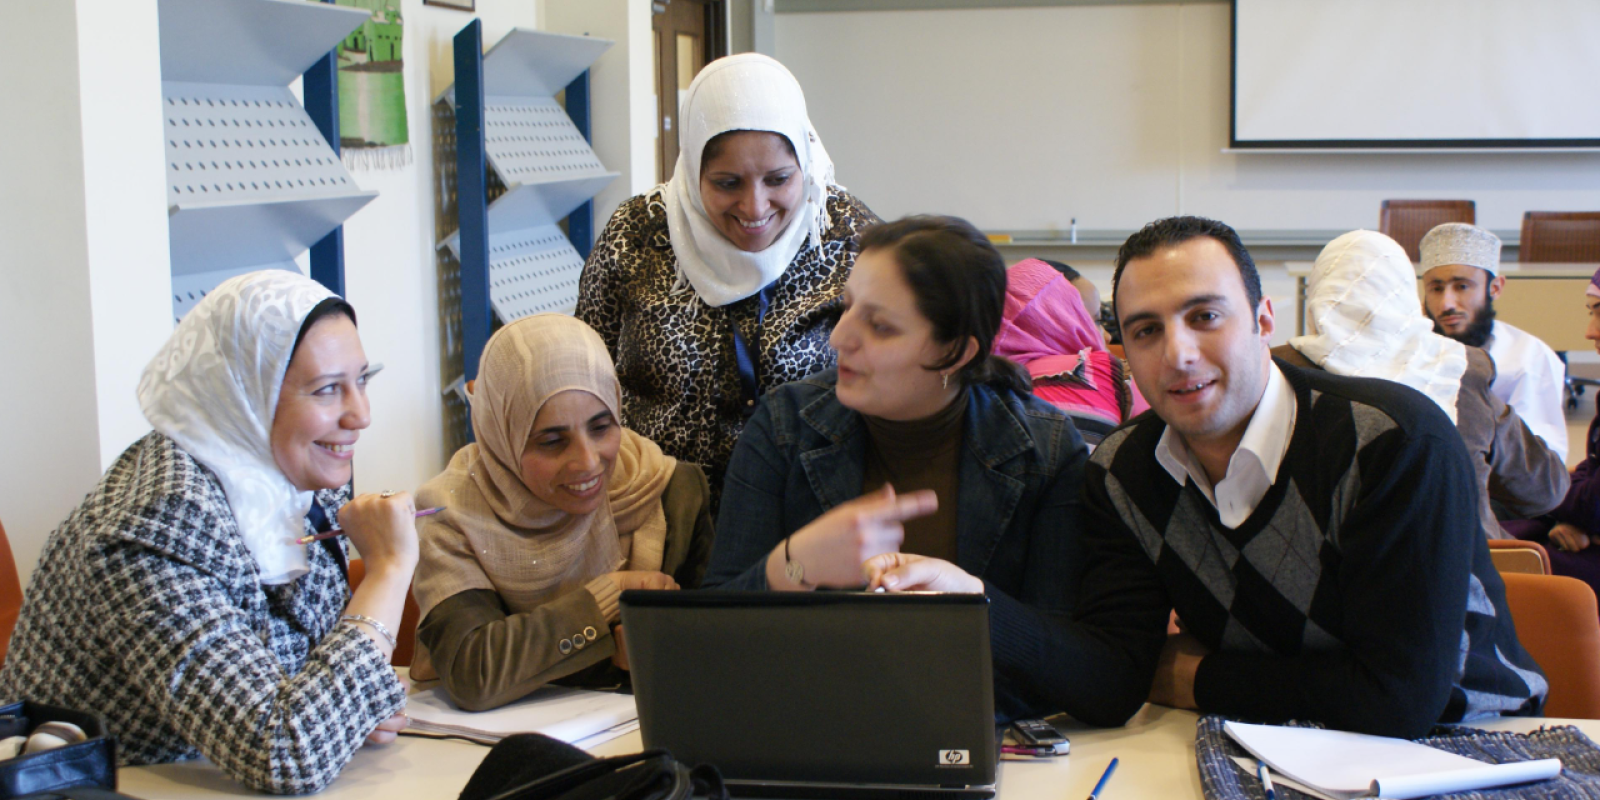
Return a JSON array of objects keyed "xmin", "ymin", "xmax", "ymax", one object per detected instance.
[{"xmin": 340, "ymin": 614, "xmax": 397, "ymax": 649}]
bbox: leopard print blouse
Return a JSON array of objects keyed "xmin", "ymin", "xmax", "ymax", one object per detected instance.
[{"xmin": 576, "ymin": 186, "xmax": 879, "ymax": 510}]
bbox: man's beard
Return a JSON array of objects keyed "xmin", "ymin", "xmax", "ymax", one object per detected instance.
[{"xmin": 1431, "ymin": 295, "xmax": 1497, "ymax": 348}]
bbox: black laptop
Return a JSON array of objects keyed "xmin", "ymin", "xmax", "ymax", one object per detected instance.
[{"xmin": 620, "ymin": 591, "xmax": 997, "ymax": 799}]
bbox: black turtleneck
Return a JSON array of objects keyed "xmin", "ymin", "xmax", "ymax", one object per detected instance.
[{"xmin": 861, "ymin": 389, "xmax": 967, "ymax": 562}]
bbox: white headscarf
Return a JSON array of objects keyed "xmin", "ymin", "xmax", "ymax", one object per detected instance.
[
  {"xmin": 1290, "ymin": 230, "xmax": 1468, "ymax": 423},
  {"xmin": 138, "ymin": 270, "xmax": 339, "ymax": 584},
  {"xmin": 663, "ymin": 53, "xmax": 835, "ymax": 307}
]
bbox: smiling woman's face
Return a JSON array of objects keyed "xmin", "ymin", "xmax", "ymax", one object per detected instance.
[
  {"xmin": 698, "ymin": 131, "xmax": 804, "ymax": 252},
  {"xmin": 518, "ymin": 390, "xmax": 622, "ymax": 516},
  {"xmin": 269, "ymin": 314, "xmax": 373, "ymax": 492}
]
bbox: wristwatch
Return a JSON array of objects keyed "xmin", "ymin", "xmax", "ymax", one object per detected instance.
[{"xmin": 783, "ymin": 536, "xmax": 813, "ymax": 588}]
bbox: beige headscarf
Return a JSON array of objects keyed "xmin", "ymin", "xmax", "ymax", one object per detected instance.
[
  {"xmin": 1290, "ymin": 230, "xmax": 1468, "ymax": 423},
  {"xmin": 413, "ymin": 314, "xmax": 675, "ymax": 636}
]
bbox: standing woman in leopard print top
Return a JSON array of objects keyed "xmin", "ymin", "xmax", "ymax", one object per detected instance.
[
  {"xmin": 576, "ymin": 53, "xmax": 879, "ymax": 509},
  {"xmin": 0, "ymin": 271, "xmax": 414, "ymax": 794}
]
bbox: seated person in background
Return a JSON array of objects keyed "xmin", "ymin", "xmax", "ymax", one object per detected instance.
[
  {"xmin": 1421, "ymin": 222, "xmax": 1568, "ymax": 462},
  {"xmin": 1003, "ymin": 216, "xmax": 1545, "ymax": 736},
  {"xmin": 702, "ymin": 216, "xmax": 1089, "ymax": 721},
  {"xmin": 1502, "ymin": 268, "xmax": 1600, "ymax": 598},
  {"xmin": 1278, "ymin": 230, "xmax": 1567, "ymax": 541},
  {"xmin": 1039, "ymin": 258, "xmax": 1106, "ymax": 333},
  {"xmin": 412, "ymin": 314, "xmax": 713, "ymax": 711},
  {"xmin": 0, "ymin": 271, "xmax": 412, "ymax": 794},
  {"xmin": 993, "ymin": 258, "xmax": 1146, "ymax": 447}
]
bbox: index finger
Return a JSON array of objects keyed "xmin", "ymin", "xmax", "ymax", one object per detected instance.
[{"xmin": 870, "ymin": 489, "xmax": 937, "ymax": 523}]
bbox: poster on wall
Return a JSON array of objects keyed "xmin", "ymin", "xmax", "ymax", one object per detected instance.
[{"xmin": 328, "ymin": 0, "xmax": 411, "ymax": 169}]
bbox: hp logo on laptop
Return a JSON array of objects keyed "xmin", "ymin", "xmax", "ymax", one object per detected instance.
[{"xmin": 938, "ymin": 750, "xmax": 971, "ymax": 766}]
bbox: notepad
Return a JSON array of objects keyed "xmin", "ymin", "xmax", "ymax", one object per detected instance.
[
  {"xmin": 404, "ymin": 683, "xmax": 639, "ymax": 749},
  {"xmin": 1223, "ymin": 721, "xmax": 1562, "ymax": 800}
]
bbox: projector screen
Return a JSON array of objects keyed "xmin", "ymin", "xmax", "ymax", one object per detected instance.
[{"xmin": 1232, "ymin": 0, "xmax": 1600, "ymax": 149}]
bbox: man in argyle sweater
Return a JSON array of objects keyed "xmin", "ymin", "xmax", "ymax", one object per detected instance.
[{"xmin": 1058, "ymin": 216, "xmax": 1546, "ymax": 738}]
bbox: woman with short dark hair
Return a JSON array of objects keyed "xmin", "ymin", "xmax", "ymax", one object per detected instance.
[{"xmin": 702, "ymin": 215, "xmax": 1089, "ymax": 720}]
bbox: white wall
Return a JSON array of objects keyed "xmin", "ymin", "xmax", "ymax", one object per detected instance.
[
  {"xmin": 544, "ymin": 2, "xmax": 658, "ymax": 227},
  {"xmin": 0, "ymin": 0, "xmax": 172, "ymax": 581},
  {"xmin": 775, "ymin": 4, "xmax": 1600, "ymax": 233},
  {"xmin": 335, "ymin": 0, "xmax": 546, "ymax": 512}
]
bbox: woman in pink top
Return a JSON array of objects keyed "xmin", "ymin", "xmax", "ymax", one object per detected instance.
[{"xmin": 993, "ymin": 259, "xmax": 1147, "ymax": 447}]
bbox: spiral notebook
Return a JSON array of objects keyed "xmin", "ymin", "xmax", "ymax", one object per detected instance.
[{"xmin": 1223, "ymin": 721, "xmax": 1562, "ymax": 800}]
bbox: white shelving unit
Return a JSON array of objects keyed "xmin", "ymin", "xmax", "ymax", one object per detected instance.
[
  {"xmin": 158, "ymin": 0, "xmax": 376, "ymax": 320},
  {"xmin": 437, "ymin": 28, "xmax": 617, "ymax": 324}
]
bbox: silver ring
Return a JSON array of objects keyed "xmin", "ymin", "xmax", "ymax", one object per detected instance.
[{"xmin": 380, "ymin": 490, "xmax": 396, "ymax": 498}]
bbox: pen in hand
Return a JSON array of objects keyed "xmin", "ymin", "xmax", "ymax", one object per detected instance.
[{"xmin": 295, "ymin": 506, "xmax": 445, "ymax": 545}]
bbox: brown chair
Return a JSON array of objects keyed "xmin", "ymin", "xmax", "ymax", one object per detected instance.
[
  {"xmin": 1488, "ymin": 539, "xmax": 1553, "ymax": 576},
  {"xmin": 1500, "ymin": 572, "xmax": 1600, "ymax": 719},
  {"xmin": 1379, "ymin": 200, "xmax": 1476, "ymax": 263},
  {"xmin": 1519, "ymin": 212, "xmax": 1600, "ymax": 263},
  {"xmin": 347, "ymin": 558, "xmax": 421, "ymax": 668},
  {"xmin": 0, "ymin": 519, "xmax": 22, "ymax": 667}
]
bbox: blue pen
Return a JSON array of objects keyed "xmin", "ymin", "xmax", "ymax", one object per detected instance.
[
  {"xmin": 1257, "ymin": 760, "xmax": 1277, "ymax": 800},
  {"xmin": 1087, "ymin": 757, "xmax": 1118, "ymax": 800}
]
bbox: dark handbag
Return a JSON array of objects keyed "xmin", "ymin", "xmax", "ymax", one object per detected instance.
[
  {"xmin": 460, "ymin": 734, "xmax": 728, "ymax": 800},
  {"xmin": 0, "ymin": 702, "xmax": 124, "ymax": 800}
]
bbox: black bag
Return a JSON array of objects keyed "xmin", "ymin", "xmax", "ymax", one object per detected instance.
[
  {"xmin": 460, "ymin": 734, "xmax": 728, "ymax": 800},
  {"xmin": 0, "ymin": 701, "xmax": 132, "ymax": 800}
]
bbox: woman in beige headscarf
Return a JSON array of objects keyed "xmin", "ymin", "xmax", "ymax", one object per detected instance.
[{"xmin": 413, "ymin": 314, "xmax": 714, "ymax": 711}]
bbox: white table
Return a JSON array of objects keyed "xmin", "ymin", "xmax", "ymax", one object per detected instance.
[{"xmin": 117, "ymin": 705, "xmax": 1600, "ymax": 799}]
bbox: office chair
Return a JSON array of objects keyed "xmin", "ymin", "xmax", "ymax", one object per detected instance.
[
  {"xmin": 1500, "ymin": 572, "xmax": 1600, "ymax": 719},
  {"xmin": 0, "ymin": 518, "xmax": 21, "ymax": 667},
  {"xmin": 1379, "ymin": 200, "xmax": 1476, "ymax": 263},
  {"xmin": 1520, "ymin": 211, "xmax": 1600, "ymax": 405},
  {"xmin": 1488, "ymin": 539, "xmax": 1553, "ymax": 576}
]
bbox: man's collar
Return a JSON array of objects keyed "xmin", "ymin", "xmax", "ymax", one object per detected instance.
[{"xmin": 1155, "ymin": 361, "xmax": 1295, "ymax": 491}]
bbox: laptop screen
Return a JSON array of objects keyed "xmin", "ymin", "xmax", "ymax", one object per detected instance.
[{"xmin": 621, "ymin": 591, "xmax": 996, "ymax": 791}]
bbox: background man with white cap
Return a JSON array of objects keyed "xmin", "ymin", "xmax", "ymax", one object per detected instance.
[{"xmin": 1421, "ymin": 222, "xmax": 1569, "ymax": 462}]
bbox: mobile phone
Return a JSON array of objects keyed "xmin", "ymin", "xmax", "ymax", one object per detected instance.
[{"xmin": 1011, "ymin": 719, "xmax": 1069, "ymax": 752}]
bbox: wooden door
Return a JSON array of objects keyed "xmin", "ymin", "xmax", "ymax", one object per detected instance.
[{"xmin": 653, "ymin": 0, "xmax": 727, "ymax": 183}]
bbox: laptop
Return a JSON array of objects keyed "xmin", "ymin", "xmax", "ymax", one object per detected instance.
[{"xmin": 621, "ymin": 591, "xmax": 997, "ymax": 799}]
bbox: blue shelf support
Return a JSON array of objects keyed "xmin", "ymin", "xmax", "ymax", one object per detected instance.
[
  {"xmin": 455, "ymin": 20, "xmax": 491, "ymax": 382},
  {"xmin": 303, "ymin": 42, "xmax": 346, "ymax": 297},
  {"xmin": 562, "ymin": 69, "xmax": 595, "ymax": 260}
]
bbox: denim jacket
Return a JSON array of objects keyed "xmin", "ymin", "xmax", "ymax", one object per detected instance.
[{"xmin": 703, "ymin": 369, "xmax": 1089, "ymax": 719}]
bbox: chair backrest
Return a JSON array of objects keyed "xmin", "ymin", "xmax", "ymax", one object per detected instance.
[
  {"xmin": 1379, "ymin": 199, "xmax": 1476, "ymax": 263},
  {"xmin": 1500, "ymin": 572, "xmax": 1600, "ymax": 719},
  {"xmin": 346, "ymin": 558, "xmax": 421, "ymax": 668},
  {"xmin": 1520, "ymin": 211, "xmax": 1600, "ymax": 263},
  {"xmin": 1488, "ymin": 539, "xmax": 1552, "ymax": 575},
  {"xmin": 0, "ymin": 519, "xmax": 22, "ymax": 667}
]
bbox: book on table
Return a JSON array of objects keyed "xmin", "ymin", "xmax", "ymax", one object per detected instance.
[
  {"xmin": 1223, "ymin": 721, "xmax": 1562, "ymax": 800},
  {"xmin": 403, "ymin": 682, "xmax": 638, "ymax": 749}
]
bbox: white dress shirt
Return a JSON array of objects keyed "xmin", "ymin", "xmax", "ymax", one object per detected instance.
[
  {"xmin": 1485, "ymin": 320, "xmax": 1569, "ymax": 463},
  {"xmin": 1156, "ymin": 362, "xmax": 1296, "ymax": 529}
]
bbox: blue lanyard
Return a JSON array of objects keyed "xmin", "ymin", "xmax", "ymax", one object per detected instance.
[{"xmin": 732, "ymin": 285, "xmax": 776, "ymax": 418}]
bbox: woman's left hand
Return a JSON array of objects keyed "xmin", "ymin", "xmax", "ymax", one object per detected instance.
[
  {"xmin": 364, "ymin": 712, "xmax": 408, "ymax": 745},
  {"xmin": 862, "ymin": 553, "xmax": 983, "ymax": 593}
]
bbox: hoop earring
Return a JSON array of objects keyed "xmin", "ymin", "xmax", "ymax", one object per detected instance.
[{"xmin": 942, "ymin": 372, "xmax": 950, "ymax": 390}]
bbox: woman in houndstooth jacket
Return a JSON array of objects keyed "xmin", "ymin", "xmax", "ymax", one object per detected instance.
[{"xmin": 0, "ymin": 271, "xmax": 415, "ymax": 794}]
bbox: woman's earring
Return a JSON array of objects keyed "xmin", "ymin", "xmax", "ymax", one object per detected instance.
[{"xmin": 942, "ymin": 372, "xmax": 950, "ymax": 390}]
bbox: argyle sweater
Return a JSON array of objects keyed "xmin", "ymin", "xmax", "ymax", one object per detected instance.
[{"xmin": 1073, "ymin": 361, "xmax": 1546, "ymax": 738}]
